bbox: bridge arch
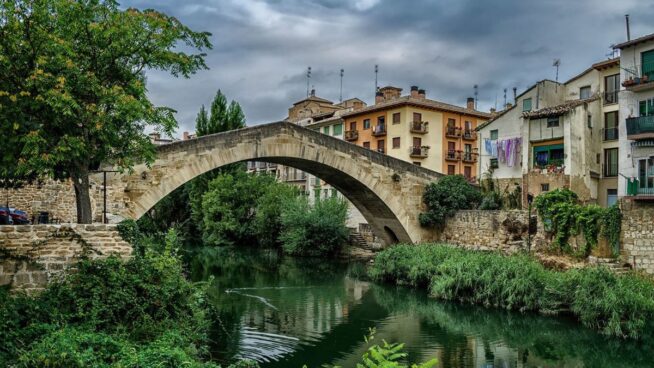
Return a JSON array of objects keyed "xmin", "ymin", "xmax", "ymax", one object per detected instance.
[{"xmin": 104, "ymin": 122, "xmax": 441, "ymax": 245}]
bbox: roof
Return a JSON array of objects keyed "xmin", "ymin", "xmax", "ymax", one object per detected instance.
[
  {"xmin": 592, "ymin": 57, "xmax": 620, "ymax": 70},
  {"xmin": 522, "ymin": 96, "xmax": 599, "ymax": 119},
  {"xmin": 476, "ymin": 104, "xmax": 516, "ymax": 131},
  {"xmin": 305, "ymin": 115, "xmax": 343, "ymax": 128},
  {"xmin": 292, "ymin": 95, "xmax": 334, "ymax": 106},
  {"xmin": 341, "ymin": 96, "xmax": 492, "ymax": 120},
  {"xmin": 613, "ymin": 33, "xmax": 654, "ymax": 49}
]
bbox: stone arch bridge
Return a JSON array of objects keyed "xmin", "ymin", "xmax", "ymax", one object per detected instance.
[{"xmin": 101, "ymin": 122, "xmax": 442, "ymax": 245}]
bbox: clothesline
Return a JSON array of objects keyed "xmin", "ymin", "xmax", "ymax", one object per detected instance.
[{"xmin": 484, "ymin": 138, "xmax": 522, "ymax": 167}]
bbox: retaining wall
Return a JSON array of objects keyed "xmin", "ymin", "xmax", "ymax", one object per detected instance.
[{"xmin": 0, "ymin": 224, "xmax": 131, "ymax": 293}]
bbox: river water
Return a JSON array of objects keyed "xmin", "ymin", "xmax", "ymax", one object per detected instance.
[{"xmin": 189, "ymin": 247, "xmax": 653, "ymax": 368}]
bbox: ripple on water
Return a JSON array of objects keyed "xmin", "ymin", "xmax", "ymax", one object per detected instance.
[{"xmin": 236, "ymin": 326, "xmax": 299, "ymax": 363}]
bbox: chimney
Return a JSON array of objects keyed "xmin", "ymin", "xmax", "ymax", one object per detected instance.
[
  {"xmin": 410, "ymin": 85, "xmax": 419, "ymax": 98},
  {"xmin": 505, "ymin": 102, "xmax": 513, "ymax": 110},
  {"xmin": 375, "ymin": 91, "xmax": 384, "ymax": 104},
  {"xmin": 513, "ymin": 87, "xmax": 517, "ymax": 104},
  {"xmin": 418, "ymin": 89, "xmax": 426, "ymax": 99},
  {"xmin": 466, "ymin": 97, "xmax": 475, "ymax": 110},
  {"xmin": 310, "ymin": 88, "xmax": 316, "ymax": 97}
]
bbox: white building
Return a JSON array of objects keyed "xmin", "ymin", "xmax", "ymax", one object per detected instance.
[{"xmin": 615, "ymin": 33, "xmax": 654, "ymax": 201}]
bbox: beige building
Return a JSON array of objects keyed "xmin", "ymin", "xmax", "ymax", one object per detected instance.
[{"xmin": 477, "ymin": 59, "xmax": 621, "ymax": 207}]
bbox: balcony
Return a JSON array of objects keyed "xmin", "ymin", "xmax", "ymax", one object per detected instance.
[
  {"xmin": 446, "ymin": 126, "xmax": 461, "ymax": 138},
  {"xmin": 626, "ymin": 115, "xmax": 654, "ymax": 140},
  {"xmin": 462, "ymin": 152, "xmax": 478, "ymax": 163},
  {"xmin": 410, "ymin": 146, "xmax": 429, "ymax": 158},
  {"xmin": 603, "ymin": 91, "xmax": 619, "ymax": 105},
  {"xmin": 602, "ymin": 127, "xmax": 618, "ymax": 141},
  {"xmin": 462, "ymin": 130, "xmax": 477, "ymax": 141},
  {"xmin": 445, "ymin": 150, "xmax": 461, "ymax": 161},
  {"xmin": 410, "ymin": 121, "xmax": 428, "ymax": 134},
  {"xmin": 626, "ymin": 178, "xmax": 654, "ymax": 200},
  {"xmin": 344, "ymin": 130, "xmax": 359, "ymax": 141},
  {"xmin": 372, "ymin": 125, "xmax": 387, "ymax": 137},
  {"xmin": 622, "ymin": 66, "xmax": 654, "ymax": 92}
]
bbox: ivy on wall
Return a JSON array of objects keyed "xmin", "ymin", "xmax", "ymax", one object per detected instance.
[{"xmin": 534, "ymin": 189, "xmax": 622, "ymax": 257}]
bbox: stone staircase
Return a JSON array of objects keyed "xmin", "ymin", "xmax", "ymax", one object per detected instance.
[
  {"xmin": 587, "ymin": 256, "xmax": 632, "ymax": 275},
  {"xmin": 349, "ymin": 229, "xmax": 373, "ymax": 250}
]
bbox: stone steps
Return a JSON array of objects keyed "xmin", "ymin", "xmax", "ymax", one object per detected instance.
[
  {"xmin": 349, "ymin": 229, "xmax": 373, "ymax": 250},
  {"xmin": 587, "ymin": 256, "xmax": 632, "ymax": 275}
]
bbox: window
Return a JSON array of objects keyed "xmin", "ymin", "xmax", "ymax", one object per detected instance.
[
  {"xmin": 447, "ymin": 165, "xmax": 455, "ymax": 175},
  {"xmin": 640, "ymin": 99, "xmax": 654, "ymax": 117},
  {"xmin": 587, "ymin": 114, "xmax": 592, "ymax": 129},
  {"xmin": 392, "ymin": 112, "xmax": 401, "ymax": 124},
  {"xmin": 607, "ymin": 189, "xmax": 618, "ymax": 207},
  {"xmin": 377, "ymin": 116, "xmax": 385, "ymax": 126},
  {"xmin": 605, "ymin": 74, "xmax": 619, "ymax": 104},
  {"xmin": 637, "ymin": 158, "xmax": 654, "ymax": 192},
  {"xmin": 464, "ymin": 143, "xmax": 472, "ymax": 153},
  {"xmin": 448, "ymin": 141, "xmax": 456, "ymax": 151},
  {"xmin": 522, "ymin": 98, "xmax": 532, "ymax": 112},
  {"xmin": 349, "ymin": 121, "xmax": 357, "ymax": 131},
  {"xmin": 413, "ymin": 137, "xmax": 422, "ymax": 148},
  {"xmin": 464, "ymin": 121, "xmax": 472, "ymax": 131},
  {"xmin": 363, "ymin": 141, "xmax": 370, "ymax": 149},
  {"xmin": 363, "ymin": 119, "xmax": 371, "ymax": 129},
  {"xmin": 392, "ymin": 137, "xmax": 400, "ymax": 149},
  {"xmin": 333, "ymin": 123, "xmax": 343, "ymax": 136},
  {"xmin": 447, "ymin": 118, "xmax": 456, "ymax": 127},
  {"xmin": 490, "ymin": 158, "xmax": 499, "ymax": 169},
  {"xmin": 547, "ymin": 116, "xmax": 560, "ymax": 128},
  {"xmin": 541, "ymin": 183, "xmax": 550, "ymax": 192},
  {"xmin": 323, "ymin": 126, "xmax": 330, "ymax": 135},
  {"xmin": 377, "ymin": 139, "xmax": 385, "ymax": 153},
  {"xmin": 604, "ymin": 148, "xmax": 618, "ymax": 177},
  {"xmin": 580, "ymin": 86, "xmax": 591, "ymax": 99},
  {"xmin": 464, "ymin": 166, "xmax": 472, "ymax": 179},
  {"xmin": 533, "ymin": 144, "xmax": 564, "ymax": 167},
  {"xmin": 490, "ymin": 129, "xmax": 498, "ymax": 140},
  {"xmin": 413, "ymin": 112, "xmax": 422, "ymax": 122},
  {"xmin": 604, "ymin": 111, "xmax": 618, "ymax": 141}
]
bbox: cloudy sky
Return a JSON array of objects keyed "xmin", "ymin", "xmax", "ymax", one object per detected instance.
[{"xmin": 123, "ymin": 0, "xmax": 654, "ymax": 137}]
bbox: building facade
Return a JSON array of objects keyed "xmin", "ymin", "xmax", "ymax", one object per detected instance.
[
  {"xmin": 616, "ymin": 33, "xmax": 654, "ymax": 202},
  {"xmin": 477, "ymin": 59, "xmax": 621, "ymax": 207},
  {"xmin": 342, "ymin": 86, "xmax": 491, "ymax": 182}
]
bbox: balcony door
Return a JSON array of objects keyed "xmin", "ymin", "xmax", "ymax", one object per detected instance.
[
  {"xmin": 638, "ymin": 158, "xmax": 654, "ymax": 193},
  {"xmin": 350, "ymin": 121, "xmax": 356, "ymax": 131},
  {"xmin": 640, "ymin": 98, "xmax": 654, "ymax": 117},
  {"xmin": 605, "ymin": 74, "xmax": 619, "ymax": 104},
  {"xmin": 413, "ymin": 137, "xmax": 422, "ymax": 148},
  {"xmin": 643, "ymin": 49, "xmax": 654, "ymax": 81}
]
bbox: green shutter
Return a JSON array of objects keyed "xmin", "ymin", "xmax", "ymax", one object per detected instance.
[
  {"xmin": 642, "ymin": 50, "xmax": 654, "ymax": 80},
  {"xmin": 522, "ymin": 98, "xmax": 532, "ymax": 112},
  {"xmin": 333, "ymin": 123, "xmax": 343, "ymax": 136},
  {"xmin": 490, "ymin": 129, "xmax": 498, "ymax": 140},
  {"xmin": 323, "ymin": 126, "xmax": 330, "ymax": 135}
]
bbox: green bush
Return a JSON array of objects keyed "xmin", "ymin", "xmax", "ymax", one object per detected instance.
[
  {"xmin": 369, "ymin": 244, "xmax": 654, "ymax": 339},
  {"xmin": 419, "ymin": 175, "xmax": 481, "ymax": 228},
  {"xmin": 253, "ymin": 182, "xmax": 299, "ymax": 248},
  {"xmin": 0, "ymin": 228, "xmax": 218, "ymax": 367},
  {"xmin": 280, "ymin": 196, "xmax": 349, "ymax": 257}
]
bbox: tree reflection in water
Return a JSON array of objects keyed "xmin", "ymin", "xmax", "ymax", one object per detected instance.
[{"xmin": 187, "ymin": 247, "xmax": 654, "ymax": 368}]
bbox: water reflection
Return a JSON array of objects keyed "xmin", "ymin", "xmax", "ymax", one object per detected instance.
[{"xmin": 188, "ymin": 247, "xmax": 654, "ymax": 367}]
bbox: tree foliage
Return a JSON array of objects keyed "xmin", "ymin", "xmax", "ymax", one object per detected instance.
[
  {"xmin": 419, "ymin": 175, "xmax": 482, "ymax": 228},
  {"xmin": 279, "ymin": 196, "xmax": 350, "ymax": 257},
  {"xmin": 0, "ymin": 0, "xmax": 211, "ymax": 222}
]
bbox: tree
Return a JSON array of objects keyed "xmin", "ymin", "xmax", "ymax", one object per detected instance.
[
  {"xmin": 419, "ymin": 175, "xmax": 482, "ymax": 228},
  {"xmin": 0, "ymin": 0, "xmax": 212, "ymax": 223}
]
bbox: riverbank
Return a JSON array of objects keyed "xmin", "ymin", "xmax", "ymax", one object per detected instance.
[{"xmin": 368, "ymin": 243, "xmax": 654, "ymax": 339}]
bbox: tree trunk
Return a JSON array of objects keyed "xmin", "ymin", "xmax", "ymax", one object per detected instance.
[{"xmin": 72, "ymin": 168, "xmax": 93, "ymax": 224}]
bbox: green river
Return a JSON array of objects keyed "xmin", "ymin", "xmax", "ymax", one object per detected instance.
[{"xmin": 189, "ymin": 247, "xmax": 653, "ymax": 368}]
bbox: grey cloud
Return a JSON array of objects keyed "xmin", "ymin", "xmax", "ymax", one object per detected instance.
[{"xmin": 123, "ymin": 0, "xmax": 654, "ymax": 137}]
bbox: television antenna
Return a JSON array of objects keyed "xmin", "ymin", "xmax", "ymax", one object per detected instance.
[
  {"xmin": 339, "ymin": 69, "xmax": 344, "ymax": 102},
  {"xmin": 306, "ymin": 66, "xmax": 311, "ymax": 97},
  {"xmin": 553, "ymin": 59, "xmax": 561, "ymax": 83}
]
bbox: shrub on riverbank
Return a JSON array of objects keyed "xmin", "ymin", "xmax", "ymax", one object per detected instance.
[
  {"xmin": 369, "ymin": 244, "xmax": 654, "ymax": 339},
  {"xmin": 280, "ymin": 196, "xmax": 349, "ymax": 257}
]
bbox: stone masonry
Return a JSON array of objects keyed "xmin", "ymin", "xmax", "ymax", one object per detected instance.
[
  {"xmin": 0, "ymin": 224, "xmax": 131, "ymax": 293},
  {"xmin": 438, "ymin": 210, "xmax": 547, "ymax": 253},
  {"xmin": 619, "ymin": 201, "xmax": 654, "ymax": 274}
]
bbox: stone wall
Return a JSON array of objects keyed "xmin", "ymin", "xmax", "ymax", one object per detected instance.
[
  {"xmin": 439, "ymin": 210, "xmax": 547, "ymax": 253},
  {"xmin": 619, "ymin": 201, "xmax": 654, "ymax": 273},
  {"xmin": 0, "ymin": 224, "xmax": 132, "ymax": 293}
]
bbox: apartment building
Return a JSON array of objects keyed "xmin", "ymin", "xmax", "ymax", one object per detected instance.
[
  {"xmin": 342, "ymin": 86, "xmax": 491, "ymax": 182},
  {"xmin": 615, "ymin": 33, "xmax": 654, "ymax": 201},
  {"xmin": 477, "ymin": 58, "xmax": 621, "ymax": 207}
]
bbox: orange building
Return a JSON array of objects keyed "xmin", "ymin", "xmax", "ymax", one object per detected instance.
[{"xmin": 341, "ymin": 86, "xmax": 491, "ymax": 181}]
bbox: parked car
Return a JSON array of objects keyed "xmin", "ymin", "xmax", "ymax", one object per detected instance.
[
  {"xmin": 0, "ymin": 207, "xmax": 14, "ymax": 225},
  {"xmin": 10, "ymin": 208, "xmax": 30, "ymax": 225}
]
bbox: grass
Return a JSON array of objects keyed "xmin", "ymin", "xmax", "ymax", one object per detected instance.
[{"xmin": 369, "ymin": 243, "xmax": 654, "ymax": 339}]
